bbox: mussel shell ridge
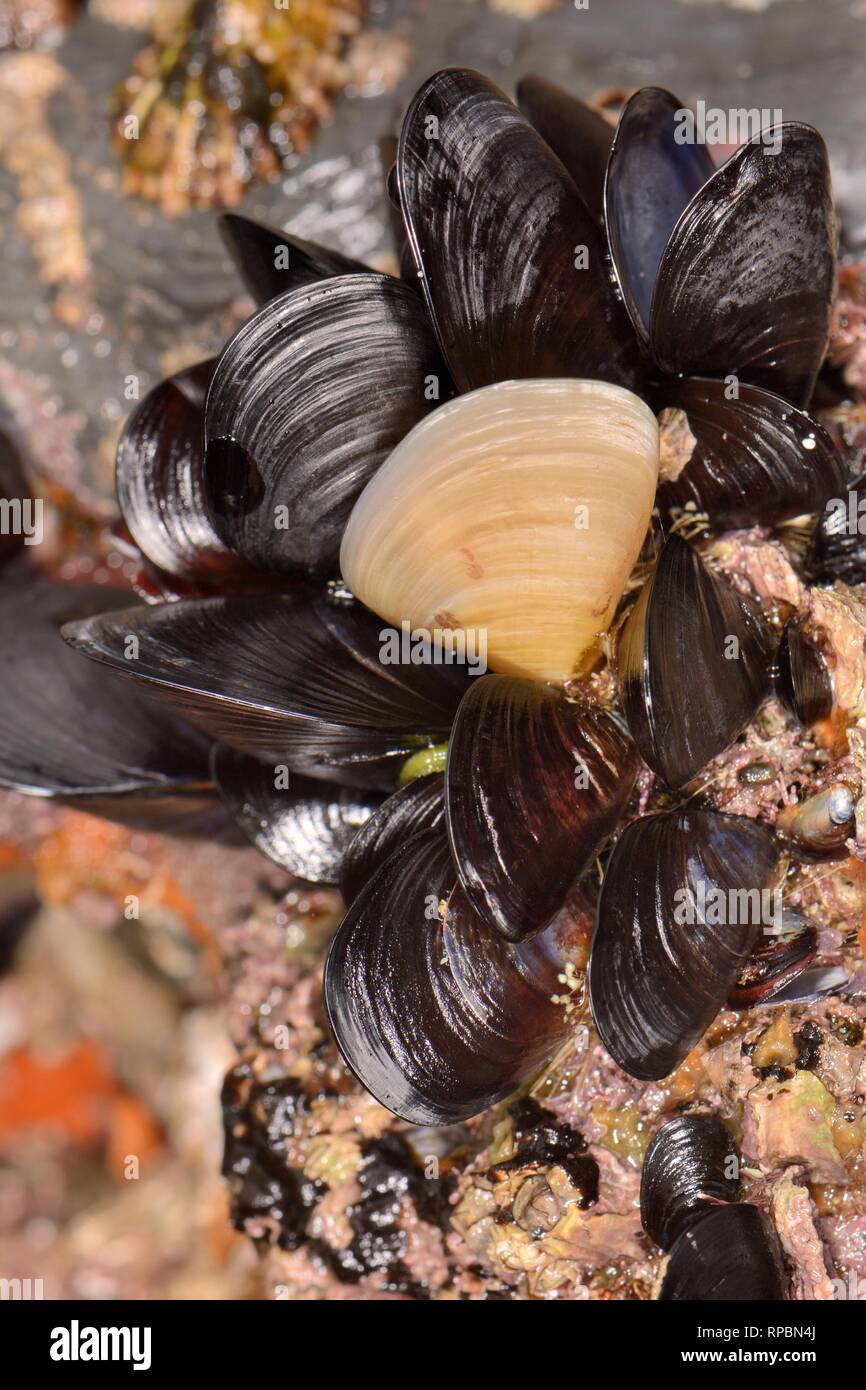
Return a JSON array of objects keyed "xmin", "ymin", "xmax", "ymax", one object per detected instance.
[{"xmin": 640, "ymin": 1114, "xmax": 739, "ymax": 1251}]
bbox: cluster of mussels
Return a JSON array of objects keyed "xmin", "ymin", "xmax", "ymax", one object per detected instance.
[{"xmin": 2, "ymin": 69, "xmax": 861, "ymax": 1299}]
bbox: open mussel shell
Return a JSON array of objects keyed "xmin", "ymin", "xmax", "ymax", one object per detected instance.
[
  {"xmin": 656, "ymin": 378, "xmax": 844, "ymax": 530},
  {"xmin": 728, "ymin": 920, "xmax": 817, "ymax": 1007},
  {"xmin": 203, "ymin": 274, "xmax": 447, "ymax": 574},
  {"xmin": 604, "ymin": 88, "xmax": 715, "ymax": 343},
  {"xmin": 649, "ymin": 124, "xmax": 835, "ymax": 406},
  {"xmin": 219, "ymin": 212, "xmax": 368, "ymax": 305},
  {"xmin": 640, "ymin": 1115, "xmax": 739, "ymax": 1251},
  {"xmin": 325, "ymin": 828, "xmax": 595, "ymax": 1125},
  {"xmin": 115, "ymin": 360, "xmax": 263, "ymax": 587},
  {"xmin": 588, "ymin": 808, "xmax": 778, "ymax": 1080},
  {"xmin": 62, "ymin": 592, "xmax": 469, "ymax": 781},
  {"xmin": 516, "ymin": 75, "xmax": 614, "ymax": 221},
  {"xmin": 776, "ymin": 620, "xmax": 833, "ymax": 727},
  {"xmin": 211, "ymin": 744, "xmax": 383, "ymax": 883},
  {"xmin": 810, "ymin": 473, "xmax": 866, "ymax": 584},
  {"xmin": 446, "ymin": 675, "xmax": 639, "ymax": 942},
  {"xmin": 0, "ymin": 430, "xmax": 32, "ymax": 566},
  {"xmin": 339, "ymin": 773, "xmax": 445, "ymax": 907},
  {"xmin": 396, "ymin": 68, "xmax": 638, "ymax": 392},
  {"xmin": 342, "ymin": 379, "xmax": 660, "ymax": 684},
  {"xmin": 0, "ymin": 576, "xmax": 213, "ymax": 826},
  {"xmin": 659, "ymin": 1204, "xmax": 787, "ymax": 1301},
  {"xmin": 616, "ymin": 534, "xmax": 773, "ymax": 789}
]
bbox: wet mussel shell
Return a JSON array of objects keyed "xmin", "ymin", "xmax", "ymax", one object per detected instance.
[
  {"xmin": 211, "ymin": 744, "xmax": 383, "ymax": 883},
  {"xmin": 604, "ymin": 87, "xmax": 715, "ymax": 343},
  {"xmin": 659, "ymin": 1203, "xmax": 788, "ymax": 1301},
  {"xmin": 339, "ymin": 773, "xmax": 446, "ymax": 907},
  {"xmin": 62, "ymin": 592, "xmax": 470, "ymax": 784},
  {"xmin": 219, "ymin": 212, "xmax": 368, "ymax": 305},
  {"xmin": 616, "ymin": 534, "xmax": 773, "ymax": 789},
  {"xmin": 656, "ymin": 378, "xmax": 844, "ymax": 530},
  {"xmin": 115, "ymin": 360, "xmax": 264, "ymax": 587},
  {"xmin": 397, "ymin": 67, "xmax": 638, "ymax": 393},
  {"xmin": 446, "ymin": 675, "xmax": 639, "ymax": 941},
  {"xmin": 810, "ymin": 472, "xmax": 866, "ymax": 584},
  {"xmin": 647, "ymin": 123, "xmax": 835, "ymax": 406},
  {"xmin": 516, "ymin": 75, "xmax": 614, "ymax": 222},
  {"xmin": 0, "ymin": 576, "xmax": 214, "ymax": 830},
  {"xmin": 203, "ymin": 274, "xmax": 448, "ymax": 574},
  {"xmin": 776, "ymin": 620, "xmax": 833, "ymax": 727},
  {"xmin": 640, "ymin": 1114, "xmax": 739, "ymax": 1251},
  {"xmin": 324, "ymin": 828, "xmax": 595, "ymax": 1125},
  {"xmin": 588, "ymin": 807, "xmax": 778, "ymax": 1080}
]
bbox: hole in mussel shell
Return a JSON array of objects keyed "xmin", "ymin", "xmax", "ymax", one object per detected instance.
[{"xmin": 204, "ymin": 437, "xmax": 266, "ymax": 523}]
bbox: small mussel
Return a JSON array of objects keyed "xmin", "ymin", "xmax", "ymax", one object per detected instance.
[
  {"xmin": 640, "ymin": 1114, "xmax": 739, "ymax": 1250},
  {"xmin": 588, "ymin": 807, "xmax": 778, "ymax": 1079},
  {"xmin": 616, "ymin": 535, "xmax": 774, "ymax": 788},
  {"xmin": 776, "ymin": 619, "xmax": 834, "ymax": 727}
]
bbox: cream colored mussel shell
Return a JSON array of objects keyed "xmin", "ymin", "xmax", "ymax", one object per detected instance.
[{"xmin": 340, "ymin": 379, "xmax": 660, "ymax": 683}]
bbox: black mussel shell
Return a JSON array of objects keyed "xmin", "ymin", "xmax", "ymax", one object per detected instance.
[
  {"xmin": 659, "ymin": 1204, "xmax": 787, "ymax": 1301},
  {"xmin": 649, "ymin": 124, "xmax": 835, "ymax": 407},
  {"xmin": 203, "ymin": 274, "xmax": 448, "ymax": 574},
  {"xmin": 589, "ymin": 807, "xmax": 778, "ymax": 1079},
  {"xmin": 605, "ymin": 88, "xmax": 715, "ymax": 342},
  {"xmin": 339, "ymin": 773, "xmax": 445, "ymax": 907},
  {"xmin": 640, "ymin": 1114, "xmax": 739, "ymax": 1250},
  {"xmin": 0, "ymin": 576, "xmax": 212, "ymax": 824},
  {"xmin": 325, "ymin": 828, "xmax": 595, "ymax": 1124},
  {"xmin": 0, "ymin": 430, "xmax": 32, "ymax": 566},
  {"xmin": 62, "ymin": 592, "xmax": 469, "ymax": 781},
  {"xmin": 776, "ymin": 620, "xmax": 833, "ymax": 727},
  {"xmin": 656, "ymin": 378, "xmax": 844, "ymax": 530},
  {"xmin": 219, "ymin": 213, "xmax": 368, "ymax": 304},
  {"xmin": 728, "ymin": 920, "xmax": 817, "ymax": 1007},
  {"xmin": 516, "ymin": 75, "xmax": 614, "ymax": 221},
  {"xmin": 446, "ymin": 675, "xmax": 639, "ymax": 942},
  {"xmin": 397, "ymin": 67, "xmax": 638, "ymax": 393},
  {"xmin": 211, "ymin": 744, "xmax": 383, "ymax": 883},
  {"xmin": 115, "ymin": 360, "xmax": 263, "ymax": 587},
  {"xmin": 616, "ymin": 534, "xmax": 773, "ymax": 789},
  {"xmin": 810, "ymin": 473, "xmax": 866, "ymax": 584}
]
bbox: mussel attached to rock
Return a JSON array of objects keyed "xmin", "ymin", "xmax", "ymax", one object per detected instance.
[
  {"xmin": 659, "ymin": 1204, "xmax": 787, "ymax": 1301},
  {"xmin": 616, "ymin": 534, "xmax": 773, "ymax": 788},
  {"xmin": 445, "ymin": 675, "xmax": 639, "ymax": 941},
  {"xmin": 588, "ymin": 807, "xmax": 779, "ymax": 1079},
  {"xmin": 325, "ymin": 828, "xmax": 595, "ymax": 1125}
]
